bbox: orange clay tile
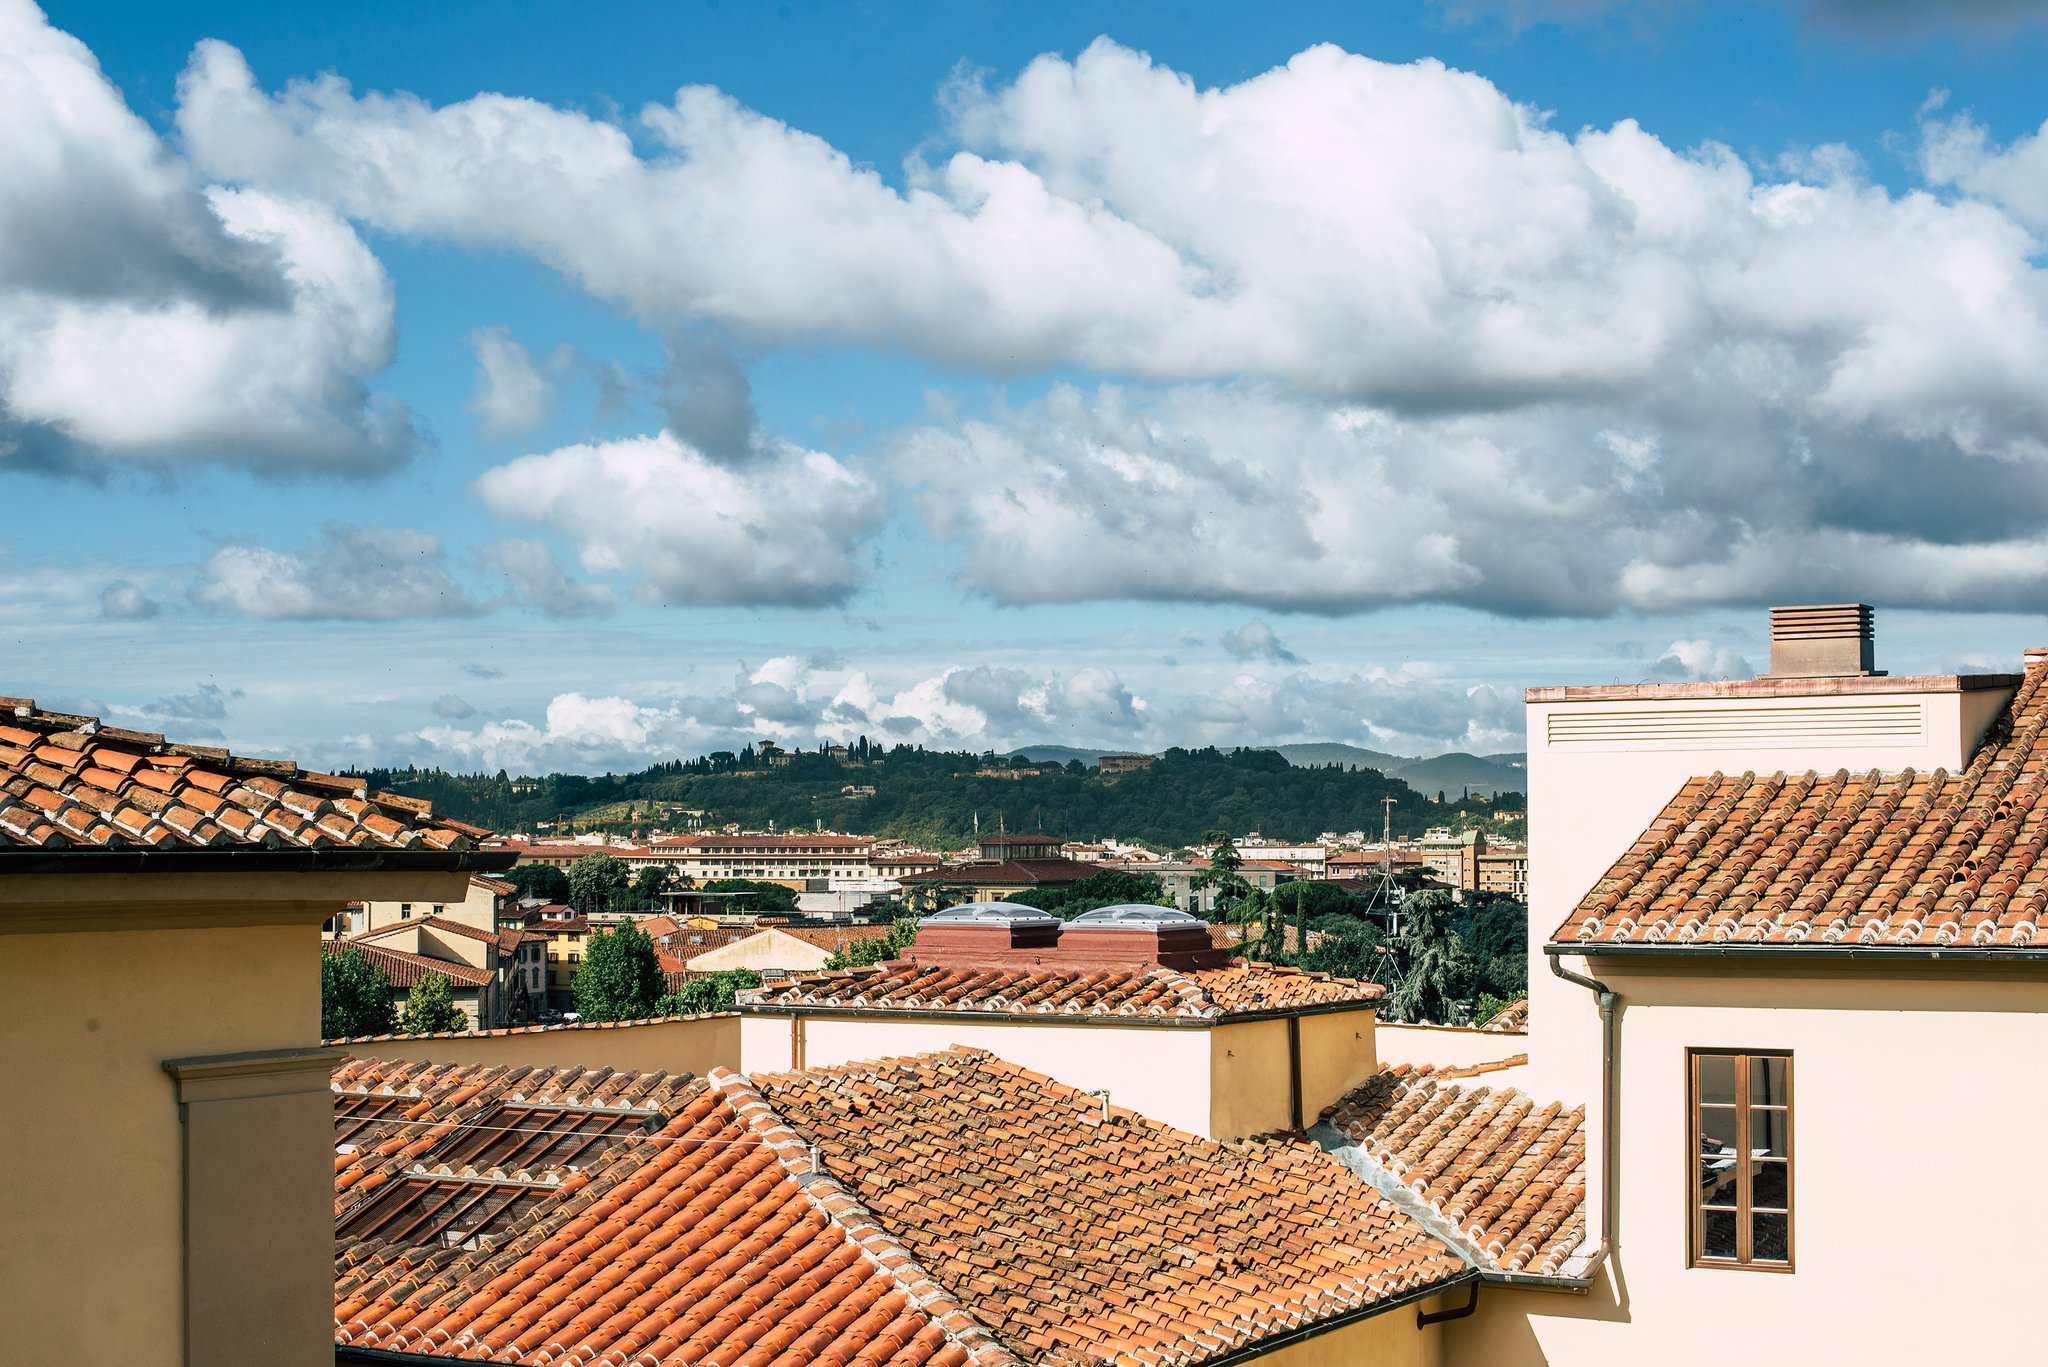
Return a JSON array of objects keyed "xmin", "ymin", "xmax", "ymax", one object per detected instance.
[
  {"xmin": 333, "ymin": 1049, "xmax": 1467, "ymax": 1367},
  {"xmin": 322, "ymin": 939, "xmax": 495, "ymax": 989},
  {"xmin": 1320, "ymin": 1063, "xmax": 1590, "ymax": 1278},
  {"xmin": 1554, "ymin": 654, "xmax": 2048, "ymax": 949},
  {"xmin": 1480, "ymin": 998, "xmax": 1528, "ymax": 1033},
  {"xmin": 0, "ymin": 698, "xmax": 483, "ymax": 853},
  {"xmin": 743, "ymin": 960, "xmax": 1381, "ymax": 1019},
  {"xmin": 754, "ymin": 1047, "xmax": 1467, "ymax": 1366},
  {"xmin": 331, "ymin": 1056, "xmax": 991, "ymax": 1367}
]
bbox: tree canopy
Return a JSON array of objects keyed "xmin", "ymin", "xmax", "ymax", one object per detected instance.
[
  {"xmin": 1008, "ymin": 869, "xmax": 1175, "ymax": 919},
  {"xmin": 568, "ymin": 852, "xmax": 633, "ymax": 915},
  {"xmin": 503, "ymin": 863, "xmax": 570, "ymax": 903},
  {"xmin": 655, "ymin": 968, "xmax": 761, "ymax": 1016},
  {"xmin": 573, "ymin": 924, "xmax": 667, "ymax": 1021},
  {"xmin": 1387, "ymin": 891, "xmax": 1477, "ymax": 1024},
  {"xmin": 400, "ymin": 971, "xmax": 469, "ymax": 1034},
  {"xmin": 322, "ymin": 949, "xmax": 396, "ymax": 1039},
  {"xmin": 701, "ymin": 878, "xmax": 800, "ymax": 916},
  {"xmin": 347, "ymin": 743, "xmax": 1523, "ymax": 853}
]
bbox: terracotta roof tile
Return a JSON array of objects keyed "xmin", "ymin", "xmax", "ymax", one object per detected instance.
[
  {"xmin": 330, "ymin": 1057, "xmax": 984, "ymax": 1367},
  {"xmin": 756, "ymin": 1048, "xmax": 1467, "ymax": 1365},
  {"xmin": 1320, "ymin": 1064, "xmax": 1589, "ymax": 1278},
  {"xmin": 323, "ymin": 940, "xmax": 495, "ymax": 989},
  {"xmin": 744, "ymin": 960, "xmax": 1380, "ymax": 1019},
  {"xmin": 1481, "ymin": 998, "xmax": 1528, "ymax": 1033},
  {"xmin": 0, "ymin": 699, "xmax": 486, "ymax": 855},
  {"xmin": 331, "ymin": 1050, "xmax": 1468, "ymax": 1367},
  {"xmin": 1555, "ymin": 656, "xmax": 2048, "ymax": 949}
]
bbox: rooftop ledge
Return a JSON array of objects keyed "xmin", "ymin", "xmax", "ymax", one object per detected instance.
[{"xmin": 1525, "ymin": 673, "xmax": 2023, "ymax": 704}]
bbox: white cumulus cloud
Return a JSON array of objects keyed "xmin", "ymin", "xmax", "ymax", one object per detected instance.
[
  {"xmin": 473, "ymin": 430, "xmax": 887, "ymax": 608},
  {"xmin": 169, "ymin": 34, "xmax": 2048, "ymax": 615},
  {"xmin": 196, "ymin": 523, "xmax": 484, "ymax": 620},
  {"xmin": 466, "ymin": 326, "xmax": 553, "ymax": 438},
  {"xmin": 0, "ymin": 3, "xmax": 412, "ymax": 474}
]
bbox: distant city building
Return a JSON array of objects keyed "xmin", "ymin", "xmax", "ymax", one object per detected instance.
[{"xmin": 1095, "ymin": 751, "xmax": 1156, "ymax": 774}]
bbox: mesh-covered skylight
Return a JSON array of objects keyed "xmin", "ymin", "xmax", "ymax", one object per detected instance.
[
  {"xmin": 920, "ymin": 901, "xmax": 1061, "ymax": 928},
  {"xmin": 1068, "ymin": 904, "xmax": 1208, "ymax": 930}
]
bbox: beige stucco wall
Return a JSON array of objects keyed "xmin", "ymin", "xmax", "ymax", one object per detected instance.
[
  {"xmin": 1297, "ymin": 1008, "xmax": 1380, "ymax": 1118},
  {"xmin": 0, "ymin": 921, "xmax": 317, "ymax": 1366},
  {"xmin": 1245, "ymin": 1298, "xmax": 1445, "ymax": 1367},
  {"xmin": 688, "ymin": 929, "xmax": 835, "ymax": 973},
  {"xmin": 1210, "ymin": 1018, "xmax": 1292, "ymax": 1139},
  {"xmin": 337, "ymin": 1013, "xmax": 741, "ymax": 1077},
  {"xmin": 1464, "ymin": 963, "xmax": 2048, "ymax": 1366},
  {"xmin": 741, "ymin": 1012, "xmax": 1217, "ymax": 1135},
  {"xmin": 1375, "ymin": 1021, "xmax": 1525, "ymax": 1071}
]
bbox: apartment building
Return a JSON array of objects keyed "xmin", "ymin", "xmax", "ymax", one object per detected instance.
[{"xmin": 636, "ymin": 832, "xmax": 874, "ymax": 888}]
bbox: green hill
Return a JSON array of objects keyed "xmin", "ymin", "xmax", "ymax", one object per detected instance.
[{"xmin": 348, "ymin": 742, "xmax": 1523, "ymax": 849}]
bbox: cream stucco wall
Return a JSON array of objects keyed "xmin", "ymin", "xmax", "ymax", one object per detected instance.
[
  {"xmin": 1211, "ymin": 1018, "xmax": 1292, "ymax": 1139},
  {"xmin": 687, "ymin": 928, "xmax": 835, "ymax": 973},
  {"xmin": 1462, "ymin": 962, "xmax": 2048, "ymax": 1366},
  {"xmin": 337, "ymin": 1013, "xmax": 741, "ymax": 1077},
  {"xmin": 741, "ymin": 1012, "xmax": 1217, "ymax": 1136},
  {"xmin": 0, "ymin": 921, "xmax": 316, "ymax": 1365},
  {"xmin": 1246, "ymin": 1297, "xmax": 1447, "ymax": 1367},
  {"xmin": 1297, "ymin": 1009, "xmax": 1380, "ymax": 1121},
  {"xmin": 0, "ymin": 867, "xmax": 474, "ymax": 1367},
  {"xmin": 1523, "ymin": 675, "xmax": 2016, "ymax": 1260}
]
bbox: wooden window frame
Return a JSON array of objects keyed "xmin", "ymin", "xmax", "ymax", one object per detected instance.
[{"xmin": 1686, "ymin": 1048, "xmax": 1794, "ymax": 1273}]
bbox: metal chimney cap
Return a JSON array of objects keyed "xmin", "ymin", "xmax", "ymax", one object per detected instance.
[
  {"xmin": 1068, "ymin": 904, "xmax": 1207, "ymax": 931},
  {"xmin": 919, "ymin": 901, "xmax": 1061, "ymax": 928}
]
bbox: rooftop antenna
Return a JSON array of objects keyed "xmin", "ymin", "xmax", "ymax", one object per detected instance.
[{"xmin": 1379, "ymin": 796, "xmax": 1399, "ymax": 931}]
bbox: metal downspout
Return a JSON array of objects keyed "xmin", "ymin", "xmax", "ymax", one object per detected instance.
[
  {"xmin": 1287, "ymin": 1014, "xmax": 1303, "ymax": 1131},
  {"xmin": 1549, "ymin": 952, "xmax": 1618, "ymax": 1267}
]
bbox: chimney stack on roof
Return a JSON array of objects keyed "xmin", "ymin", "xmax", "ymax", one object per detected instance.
[{"xmin": 1765, "ymin": 603, "xmax": 1879, "ymax": 679}]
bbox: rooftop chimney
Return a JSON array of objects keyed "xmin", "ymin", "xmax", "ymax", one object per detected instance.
[{"xmin": 1765, "ymin": 603, "xmax": 1879, "ymax": 679}]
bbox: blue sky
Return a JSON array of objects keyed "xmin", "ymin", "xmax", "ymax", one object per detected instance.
[{"xmin": 8, "ymin": 0, "xmax": 2048, "ymax": 774}]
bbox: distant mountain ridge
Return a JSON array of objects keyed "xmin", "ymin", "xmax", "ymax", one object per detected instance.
[
  {"xmin": 1273, "ymin": 743, "xmax": 1525, "ymax": 798},
  {"xmin": 1009, "ymin": 742, "xmax": 1527, "ymax": 799}
]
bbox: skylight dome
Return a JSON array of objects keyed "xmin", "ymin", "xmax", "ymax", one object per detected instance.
[{"xmin": 1068, "ymin": 904, "xmax": 1207, "ymax": 931}]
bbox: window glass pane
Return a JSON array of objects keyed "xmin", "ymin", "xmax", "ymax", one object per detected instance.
[
  {"xmin": 1697, "ymin": 1104, "xmax": 1739, "ymax": 1150},
  {"xmin": 1751, "ymin": 1108, "xmax": 1790, "ymax": 1158},
  {"xmin": 1750, "ymin": 1212, "xmax": 1790, "ymax": 1262},
  {"xmin": 1751, "ymin": 1161, "xmax": 1790, "ymax": 1210},
  {"xmin": 1696, "ymin": 1054, "xmax": 1737, "ymax": 1106},
  {"xmin": 1698, "ymin": 1113, "xmax": 1740, "ymax": 1201},
  {"xmin": 1749, "ymin": 1056, "xmax": 1789, "ymax": 1107},
  {"xmin": 1700, "ymin": 1209, "xmax": 1739, "ymax": 1260}
]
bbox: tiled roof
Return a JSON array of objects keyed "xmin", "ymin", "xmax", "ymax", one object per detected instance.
[
  {"xmin": 1319, "ymin": 1064, "xmax": 1589, "ymax": 1278},
  {"xmin": 331, "ymin": 1056, "xmax": 997, "ymax": 1367},
  {"xmin": 471, "ymin": 874, "xmax": 516, "ymax": 896},
  {"xmin": 898, "ymin": 858, "xmax": 1099, "ymax": 885},
  {"xmin": 742, "ymin": 961, "xmax": 1381, "ymax": 1019},
  {"xmin": 777, "ymin": 922, "xmax": 896, "ymax": 951},
  {"xmin": 323, "ymin": 941, "xmax": 495, "ymax": 989},
  {"xmin": 390, "ymin": 915, "xmax": 500, "ymax": 945},
  {"xmin": 324, "ymin": 1012, "xmax": 732, "ymax": 1046},
  {"xmin": 1556, "ymin": 657, "xmax": 2048, "ymax": 949},
  {"xmin": 1481, "ymin": 998, "xmax": 1528, "ymax": 1033},
  {"xmin": 0, "ymin": 698, "xmax": 490, "ymax": 854},
  {"xmin": 757, "ymin": 1048, "xmax": 1467, "ymax": 1366},
  {"xmin": 495, "ymin": 927, "xmax": 539, "ymax": 954}
]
